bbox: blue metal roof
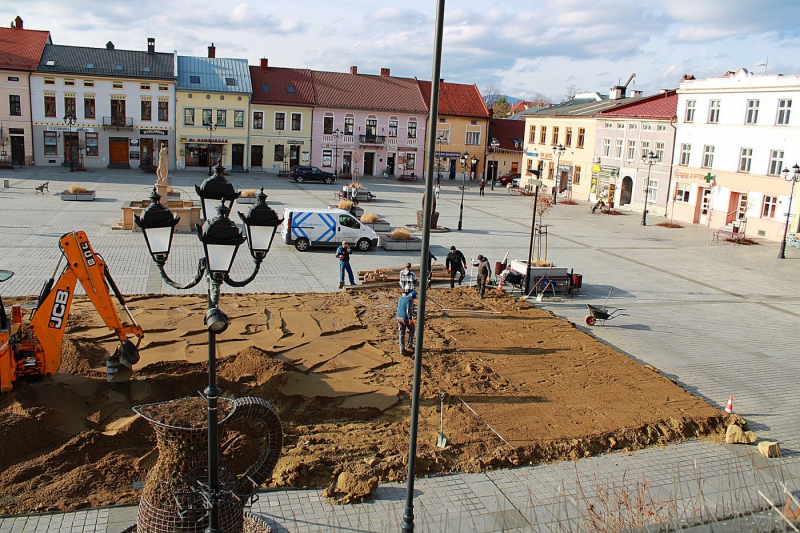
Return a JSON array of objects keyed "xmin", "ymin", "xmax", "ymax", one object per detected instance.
[{"xmin": 177, "ymin": 56, "xmax": 252, "ymax": 94}]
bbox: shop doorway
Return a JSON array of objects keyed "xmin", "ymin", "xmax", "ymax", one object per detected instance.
[
  {"xmin": 289, "ymin": 145, "xmax": 300, "ymax": 168},
  {"xmin": 140, "ymin": 138, "xmax": 154, "ymax": 169},
  {"xmin": 10, "ymin": 136, "xmax": 24, "ymax": 166},
  {"xmin": 342, "ymin": 152, "xmax": 352, "ymax": 175},
  {"xmin": 64, "ymin": 133, "xmax": 79, "ymax": 167},
  {"xmin": 232, "ymin": 144, "xmax": 244, "ymax": 168},
  {"xmin": 251, "ymin": 145, "xmax": 263, "ymax": 168},
  {"xmin": 108, "ymin": 137, "xmax": 129, "ymax": 168},
  {"xmin": 363, "ymin": 152, "xmax": 375, "ymax": 175},
  {"xmin": 620, "ymin": 176, "xmax": 633, "ymax": 205},
  {"xmin": 698, "ymin": 188, "xmax": 711, "ymax": 225},
  {"xmin": 487, "ymin": 160, "xmax": 498, "ymax": 184},
  {"xmin": 387, "ymin": 154, "xmax": 395, "ymax": 176}
]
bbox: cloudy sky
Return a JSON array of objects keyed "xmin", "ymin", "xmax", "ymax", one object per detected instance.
[{"xmin": 4, "ymin": 0, "xmax": 799, "ymax": 103}]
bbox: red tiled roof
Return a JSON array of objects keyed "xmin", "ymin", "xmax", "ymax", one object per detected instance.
[
  {"xmin": 0, "ymin": 27, "xmax": 50, "ymax": 71},
  {"xmin": 311, "ymin": 70, "xmax": 427, "ymax": 113},
  {"xmin": 488, "ymin": 118, "xmax": 525, "ymax": 152},
  {"xmin": 509, "ymin": 101, "xmax": 533, "ymax": 114},
  {"xmin": 418, "ymin": 80, "xmax": 491, "ymax": 118},
  {"xmin": 598, "ymin": 90, "xmax": 678, "ymax": 120},
  {"xmin": 249, "ymin": 65, "xmax": 314, "ymax": 106}
]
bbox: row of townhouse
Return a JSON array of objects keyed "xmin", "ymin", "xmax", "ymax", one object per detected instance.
[
  {"xmin": 521, "ymin": 70, "xmax": 800, "ymax": 241},
  {"xmin": 0, "ymin": 21, "xmax": 491, "ymax": 177}
]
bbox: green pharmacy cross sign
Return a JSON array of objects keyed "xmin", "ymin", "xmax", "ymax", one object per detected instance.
[{"xmin": 704, "ymin": 172, "xmax": 714, "ymax": 183}]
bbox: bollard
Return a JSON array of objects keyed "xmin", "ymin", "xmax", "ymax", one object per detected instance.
[{"xmin": 3, "ymin": 179, "xmax": 9, "ymax": 188}]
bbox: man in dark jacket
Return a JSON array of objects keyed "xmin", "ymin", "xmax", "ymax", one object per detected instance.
[
  {"xmin": 476, "ymin": 254, "xmax": 491, "ymax": 298},
  {"xmin": 335, "ymin": 241, "xmax": 355, "ymax": 289},
  {"xmin": 445, "ymin": 246, "xmax": 467, "ymax": 288}
]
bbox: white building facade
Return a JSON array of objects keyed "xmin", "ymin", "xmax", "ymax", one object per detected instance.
[{"xmin": 672, "ymin": 69, "xmax": 800, "ymax": 240}]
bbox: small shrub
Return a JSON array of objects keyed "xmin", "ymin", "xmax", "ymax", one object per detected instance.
[
  {"xmin": 656, "ymin": 222, "xmax": 684, "ymax": 229},
  {"xmin": 531, "ymin": 260, "xmax": 552, "ymax": 267},
  {"xmin": 68, "ymin": 184, "xmax": 89, "ymax": 194},
  {"xmin": 606, "ymin": 209, "xmax": 622, "ymax": 215},
  {"xmin": 560, "ymin": 199, "xmax": 578, "ymax": 205},
  {"xmin": 389, "ymin": 228, "xmax": 413, "ymax": 240},
  {"xmin": 361, "ymin": 213, "xmax": 380, "ymax": 223},
  {"xmin": 167, "ymin": 186, "xmax": 176, "ymax": 194},
  {"xmin": 338, "ymin": 200, "xmax": 354, "ymax": 210},
  {"xmin": 728, "ymin": 237, "xmax": 758, "ymax": 245},
  {"xmin": 241, "ymin": 189, "xmax": 256, "ymax": 197}
]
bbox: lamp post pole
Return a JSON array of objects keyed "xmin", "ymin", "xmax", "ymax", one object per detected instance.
[
  {"xmin": 457, "ymin": 151, "xmax": 468, "ymax": 230},
  {"xmin": 333, "ymin": 128, "xmax": 341, "ymax": 179},
  {"xmin": 64, "ymin": 113, "xmax": 76, "ymax": 172},
  {"xmin": 524, "ymin": 177, "xmax": 543, "ymax": 295},
  {"xmin": 436, "ymin": 134, "xmax": 445, "ymax": 182},
  {"xmin": 490, "ymin": 139, "xmax": 499, "ymax": 190},
  {"xmin": 552, "ymin": 144, "xmax": 565, "ymax": 205},
  {"xmin": 206, "ymin": 121, "xmax": 218, "ymax": 173},
  {"xmin": 135, "ymin": 171, "xmax": 282, "ymax": 533},
  {"xmin": 778, "ymin": 163, "xmax": 800, "ymax": 259},
  {"xmin": 641, "ymin": 150, "xmax": 658, "ymax": 226}
]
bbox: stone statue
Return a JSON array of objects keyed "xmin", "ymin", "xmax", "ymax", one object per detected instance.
[{"xmin": 156, "ymin": 143, "xmax": 169, "ymax": 185}]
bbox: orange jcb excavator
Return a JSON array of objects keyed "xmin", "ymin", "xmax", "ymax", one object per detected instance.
[{"xmin": 0, "ymin": 231, "xmax": 143, "ymax": 392}]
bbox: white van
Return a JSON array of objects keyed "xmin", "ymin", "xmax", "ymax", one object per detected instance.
[{"xmin": 281, "ymin": 207, "xmax": 378, "ymax": 252}]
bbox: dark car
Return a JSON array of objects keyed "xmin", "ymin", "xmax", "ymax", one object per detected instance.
[
  {"xmin": 289, "ymin": 166, "xmax": 336, "ymax": 184},
  {"xmin": 497, "ymin": 173, "xmax": 520, "ymax": 186}
]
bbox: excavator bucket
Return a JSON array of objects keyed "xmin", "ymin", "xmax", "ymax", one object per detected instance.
[{"xmin": 107, "ymin": 340, "xmax": 140, "ymax": 382}]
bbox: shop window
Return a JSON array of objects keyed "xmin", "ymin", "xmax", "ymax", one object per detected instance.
[
  {"xmin": 44, "ymin": 132, "xmax": 58, "ymax": 155},
  {"xmin": 676, "ymin": 183, "xmax": 691, "ymax": 202},
  {"xmin": 85, "ymin": 133, "xmax": 99, "ymax": 156},
  {"xmin": 406, "ymin": 153, "xmax": 416, "ymax": 170}
]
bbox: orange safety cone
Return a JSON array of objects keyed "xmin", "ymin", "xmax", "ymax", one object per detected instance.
[{"xmin": 724, "ymin": 395, "xmax": 734, "ymax": 414}]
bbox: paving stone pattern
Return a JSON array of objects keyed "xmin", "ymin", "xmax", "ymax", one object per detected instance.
[{"xmin": 0, "ymin": 166, "xmax": 798, "ymax": 532}]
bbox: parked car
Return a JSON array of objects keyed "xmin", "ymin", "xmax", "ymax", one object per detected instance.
[
  {"xmin": 512, "ymin": 177, "xmax": 521, "ymax": 188},
  {"xmin": 289, "ymin": 166, "xmax": 336, "ymax": 184},
  {"xmin": 497, "ymin": 173, "xmax": 521, "ymax": 186}
]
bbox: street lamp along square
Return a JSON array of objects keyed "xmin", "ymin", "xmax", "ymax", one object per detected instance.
[
  {"xmin": 134, "ymin": 188, "xmax": 179, "ymax": 264},
  {"xmin": 238, "ymin": 187, "xmax": 283, "ymax": 259},
  {"xmin": 196, "ymin": 160, "xmax": 241, "ymax": 221}
]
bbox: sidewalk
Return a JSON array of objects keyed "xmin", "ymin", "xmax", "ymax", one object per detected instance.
[{"xmin": 0, "ymin": 167, "xmax": 798, "ymax": 532}]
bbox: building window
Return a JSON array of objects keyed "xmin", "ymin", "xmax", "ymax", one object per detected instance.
[
  {"xmin": 573, "ymin": 165, "xmax": 581, "ymax": 184},
  {"xmin": 83, "ymin": 80, "xmax": 94, "ymax": 87},
  {"xmin": 113, "ymin": 81, "xmax": 123, "ymax": 90},
  {"xmin": 388, "ymin": 119, "xmax": 398, "ymax": 138},
  {"xmin": 141, "ymin": 100, "xmax": 152, "ymax": 120},
  {"xmin": 539, "ymin": 126, "xmax": 547, "ymax": 144},
  {"xmin": 323, "ymin": 115, "xmax": 334, "ymax": 134},
  {"xmin": 657, "ymin": 125, "xmax": 667, "ymax": 131},
  {"xmin": 225, "ymin": 77, "xmax": 236, "ymax": 86},
  {"xmin": 655, "ymin": 142, "xmax": 665, "ymax": 161},
  {"xmin": 274, "ymin": 144, "xmax": 284, "ymax": 162},
  {"xmin": 551, "ymin": 126, "xmax": 559, "ymax": 145},
  {"xmin": 702, "ymin": 145, "xmax": 714, "ymax": 168},
  {"xmin": 44, "ymin": 131, "xmax": 58, "ymax": 155},
  {"xmin": 291, "ymin": 113, "xmax": 301, "ymax": 131},
  {"xmin": 577, "ymin": 128, "xmax": 585, "ymax": 148},
  {"xmin": 680, "ymin": 143, "xmax": 691, "ymax": 165},
  {"xmin": 565, "ymin": 127, "xmax": 572, "ymax": 146},
  {"xmin": 739, "ymin": 148, "xmax": 752, "ymax": 172},
  {"xmin": 85, "ymin": 132, "xmax": 98, "ymax": 156},
  {"xmin": 745, "ymin": 100, "xmax": 759, "ymax": 124},
  {"xmin": 738, "ymin": 194, "xmax": 748, "ymax": 220},
  {"xmin": 466, "ymin": 131, "xmax": 480, "ymax": 145},
  {"xmin": 253, "ymin": 112, "xmax": 263, "ymax": 129},
  {"xmin": 234, "ymin": 110, "xmax": 244, "ymax": 128},
  {"xmin": 529, "ymin": 125, "xmax": 535, "ymax": 143},
  {"xmin": 202, "ymin": 109, "xmax": 212, "ymax": 126},
  {"xmin": 158, "ymin": 101, "xmax": 168, "ymax": 122},
  {"xmin": 111, "ymin": 99, "xmax": 126, "ymax": 125},
  {"xmin": 9, "ymin": 95, "xmax": 21, "ymax": 116},
  {"xmin": 275, "ymin": 112, "xmax": 285, "ymax": 130},
  {"xmin": 158, "ymin": 84, "xmax": 168, "ymax": 91},
  {"xmin": 676, "ymin": 183, "xmax": 691, "ymax": 202},
  {"xmin": 184, "ymin": 108, "xmax": 195, "ymax": 126},
  {"xmin": 777, "ymin": 99, "xmax": 792, "ymax": 125},
  {"xmin": 616, "ymin": 122, "xmax": 625, "ymax": 129},
  {"xmin": 365, "ymin": 118, "xmax": 377, "ymax": 136},
  {"xmin": 322, "ymin": 149, "xmax": 331, "ymax": 167},
  {"xmin": 64, "ymin": 96, "xmax": 76, "ymax": 118},
  {"xmin": 344, "ymin": 116, "xmax": 354, "ymax": 135},
  {"xmin": 7, "ymin": 76, "xmax": 19, "ymax": 82},
  {"xmin": 84, "ymin": 97, "xmax": 95, "ymax": 119},
  {"xmin": 614, "ymin": 138, "xmax": 623, "ymax": 158},
  {"xmin": 140, "ymin": 83, "xmax": 150, "ymax": 90},
  {"xmin": 708, "ymin": 100, "xmax": 720, "ymax": 123},
  {"xmin": 44, "ymin": 77, "xmax": 55, "ymax": 85},
  {"xmin": 602, "ymin": 138, "xmax": 611, "ymax": 157},
  {"xmin": 216, "ymin": 109, "xmax": 227, "ymax": 127},
  {"xmin": 642, "ymin": 124, "xmax": 652, "ymax": 130},
  {"xmin": 604, "ymin": 122, "xmax": 613, "ymax": 128},
  {"xmin": 640, "ymin": 140, "xmax": 650, "ymax": 157},
  {"xmin": 628, "ymin": 123, "xmax": 638, "ymax": 130},
  {"xmin": 407, "ymin": 120, "xmax": 417, "ymax": 139},
  {"xmin": 768, "ymin": 149, "xmax": 784, "ymax": 175},
  {"xmin": 626, "ymin": 139, "xmax": 636, "ymax": 161},
  {"xmin": 685, "ymin": 100, "xmax": 696, "ymax": 122},
  {"xmin": 406, "ymin": 153, "xmax": 416, "ymax": 170},
  {"xmin": 641, "ymin": 178, "xmax": 658, "ymax": 203},
  {"xmin": 763, "ymin": 196, "xmax": 777, "ymax": 218},
  {"xmin": 44, "ymin": 95, "xmax": 56, "ymax": 117}
]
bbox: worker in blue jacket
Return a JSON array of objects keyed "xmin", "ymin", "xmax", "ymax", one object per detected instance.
[{"xmin": 397, "ymin": 290, "xmax": 417, "ymax": 356}]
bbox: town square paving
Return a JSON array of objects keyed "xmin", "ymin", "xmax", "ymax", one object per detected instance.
[{"xmin": 0, "ymin": 165, "xmax": 798, "ymax": 532}]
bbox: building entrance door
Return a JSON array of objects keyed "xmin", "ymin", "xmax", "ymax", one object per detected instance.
[
  {"xmin": 10, "ymin": 136, "xmax": 24, "ymax": 166},
  {"xmin": 289, "ymin": 146, "xmax": 300, "ymax": 167},
  {"xmin": 698, "ymin": 188, "xmax": 712, "ymax": 224},
  {"xmin": 64, "ymin": 133, "xmax": 79, "ymax": 167},
  {"xmin": 140, "ymin": 138, "xmax": 154, "ymax": 169},
  {"xmin": 232, "ymin": 144, "xmax": 244, "ymax": 168},
  {"xmin": 251, "ymin": 145, "xmax": 263, "ymax": 167},
  {"xmin": 620, "ymin": 176, "xmax": 633, "ymax": 205},
  {"xmin": 387, "ymin": 154, "xmax": 395, "ymax": 176},
  {"xmin": 488, "ymin": 160, "xmax": 498, "ymax": 184},
  {"xmin": 363, "ymin": 152, "xmax": 374, "ymax": 175},
  {"xmin": 108, "ymin": 137, "xmax": 129, "ymax": 167}
]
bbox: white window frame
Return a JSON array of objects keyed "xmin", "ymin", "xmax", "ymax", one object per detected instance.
[
  {"xmin": 685, "ymin": 100, "xmax": 696, "ymax": 122},
  {"xmin": 680, "ymin": 143, "xmax": 691, "ymax": 165},
  {"xmin": 739, "ymin": 148, "xmax": 752, "ymax": 172},
  {"xmin": 768, "ymin": 149, "xmax": 784, "ymax": 176},
  {"xmin": 654, "ymin": 141, "xmax": 665, "ymax": 162},
  {"xmin": 640, "ymin": 140, "xmax": 650, "ymax": 157},
  {"xmin": 465, "ymin": 131, "xmax": 480, "ymax": 145},
  {"xmin": 777, "ymin": 99, "xmax": 792, "ymax": 125},
  {"xmin": 702, "ymin": 145, "xmax": 714, "ymax": 168},
  {"xmin": 626, "ymin": 139, "xmax": 636, "ymax": 161},
  {"xmin": 708, "ymin": 100, "xmax": 720, "ymax": 123},
  {"xmin": 745, "ymin": 99, "xmax": 759, "ymax": 124},
  {"xmin": 614, "ymin": 138, "xmax": 623, "ymax": 158},
  {"xmin": 641, "ymin": 178, "xmax": 658, "ymax": 203},
  {"xmin": 763, "ymin": 196, "xmax": 777, "ymax": 219},
  {"xmin": 602, "ymin": 138, "xmax": 611, "ymax": 157},
  {"xmin": 676, "ymin": 183, "xmax": 691, "ymax": 202}
]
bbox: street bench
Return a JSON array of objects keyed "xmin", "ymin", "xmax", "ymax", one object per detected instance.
[
  {"xmin": 35, "ymin": 182, "xmax": 49, "ymax": 194},
  {"xmin": 713, "ymin": 228, "xmax": 743, "ymax": 244}
]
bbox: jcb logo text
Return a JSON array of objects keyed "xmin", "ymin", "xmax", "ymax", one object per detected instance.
[
  {"xmin": 48, "ymin": 290, "xmax": 70, "ymax": 329},
  {"xmin": 80, "ymin": 242, "xmax": 96, "ymax": 266}
]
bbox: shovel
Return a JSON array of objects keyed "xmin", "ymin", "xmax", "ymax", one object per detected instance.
[{"xmin": 436, "ymin": 391, "xmax": 448, "ymax": 448}]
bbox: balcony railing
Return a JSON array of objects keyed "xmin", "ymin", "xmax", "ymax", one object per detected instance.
[
  {"xmin": 103, "ymin": 116, "xmax": 134, "ymax": 128},
  {"xmin": 359, "ymin": 134, "xmax": 386, "ymax": 145}
]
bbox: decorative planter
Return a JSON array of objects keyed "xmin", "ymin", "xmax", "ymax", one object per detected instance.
[
  {"xmin": 329, "ymin": 204, "xmax": 363, "ymax": 217},
  {"xmin": 363, "ymin": 219, "xmax": 390, "ymax": 232},
  {"xmin": 237, "ymin": 196, "xmax": 258, "ymax": 204},
  {"xmin": 378, "ymin": 233, "xmax": 422, "ymax": 251},
  {"xmin": 416, "ymin": 210, "xmax": 440, "ymax": 229},
  {"xmin": 60, "ymin": 190, "xmax": 96, "ymax": 201}
]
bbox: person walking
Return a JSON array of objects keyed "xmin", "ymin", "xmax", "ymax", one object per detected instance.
[
  {"xmin": 335, "ymin": 241, "xmax": 356, "ymax": 289},
  {"xmin": 476, "ymin": 254, "xmax": 491, "ymax": 299},
  {"xmin": 426, "ymin": 250, "xmax": 438, "ymax": 288},
  {"xmin": 446, "ymin": 246, "xmax": 467, "ymax": 288},
  {"xmin": 397, "ymin": 290, "xmax": 417, "ymax": 356},
  {"xmin": 399, "ymin": 262, "xmax": 417, "ymax": 295},
  {"xmin": 478, "ymin": 178, "xmax": 485, "ymax": 196}
]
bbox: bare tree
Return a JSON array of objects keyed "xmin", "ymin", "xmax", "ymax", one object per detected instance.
[
  {"xmin": 0, "ymin": 123, "xmax": 8, "ymax": 159},
  {"xmin": 531, "ymin": 93, "xmax": 552, "ymax": 107},
  {"xmin": 483, "ymin": 85, "xmax": 502, "ymax": 110},
  {"xmin": 565, "ymin": 84, "xmax": 580, "ymax": 101}
]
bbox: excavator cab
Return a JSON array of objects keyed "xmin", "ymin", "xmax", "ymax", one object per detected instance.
[{"xmin": 0, "ymin": 270, "xmax": 13, "ymax": 332}]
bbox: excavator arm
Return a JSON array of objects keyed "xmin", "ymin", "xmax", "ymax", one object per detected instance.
[{"xmin": 19, "ymin": 231, "xmax": 143, "ymax": 386}]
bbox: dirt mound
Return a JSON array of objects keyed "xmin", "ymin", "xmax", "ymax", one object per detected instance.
[{"xmin": 0, "ymin": 289, "xmax": 726, "ymax": 515}]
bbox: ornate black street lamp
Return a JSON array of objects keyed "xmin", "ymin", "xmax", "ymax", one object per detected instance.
[
  {"xmin": 778, "ymin": 164, "xmax": 800, "ymax": 259},
  {"xmin": 332, "ymin": 128, "xmax": 342, "ymax": 178},
  {"xmin": 64, "ymin": 113, "xmax": 76, "ymax": 172},
  {"xmin": 490, "ymin": 139, "xmax": 499, "ymax": 190},
  {"xmin": 552, "ymin": 144, "xmax": 566, "ymax": 204},
  {"xmin": 205, "ymin": 120, "xmax": 219, "ymax": 174},
  {"xmin": 135, "ymin": 170, "xmax": 281, "ymax": 533},
  {"xmin": 457, "ymin": 150, "xmax": 468, "ymax": 230},
  {"xmin": 641, "ymin": 150, "xmax": 658, "ymax": 226}
]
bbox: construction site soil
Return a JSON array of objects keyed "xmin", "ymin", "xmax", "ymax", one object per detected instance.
[{"xmin": 0, "ymin": 288, "xmax": 728, "ymax": 515}]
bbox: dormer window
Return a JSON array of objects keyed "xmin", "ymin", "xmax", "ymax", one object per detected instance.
[
  {"xmin": 261, "ymin": 84, "xmax": 269, "ymax": 92},
  {"xmin": 142, "ymin": 66, "xmax": 151, "ymax": 72},
  {"xmin": 190, "ymin": 76, "xmax": 200, "ymax": 84},
  {"xmin": 286, "ymin": 85, "xmax": 295, "ymax": 93},
  {"xmin": 225, "ymin": 77, "xmax": 235, "ymax": 86},
  {"xmin": 114, "ymin": 64, "xmax": 123, "ymax": 70},
  {"xmin": 45, "ymin": 60, "xmax": 55, "ymax": 66},
  {"xmin": 86, "ymin": 63, "xmax": 94, "ymax": 69}
]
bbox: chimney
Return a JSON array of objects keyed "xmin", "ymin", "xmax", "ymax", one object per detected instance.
[
  {"xmin": 208, "ymin": 43, "xmax": 216, "ymax": 58},
  {"xmin": 106, "ymin": 41, "xmax": 115, "ymax": 50},
  {"xmin": 380, "ymin": 68, "xmax": 390, "ymax": 76},
  {"xmin": 147, "ymin": 38, "xmax": 155, "ymax": 54},
  {"xmin": 349, "ymin": 66, "xmax": 358, "ymax": 75},
  {"xmin": 609, "ymin": 86, "xmax": 625, "ymax": 100},
  {"xmin": 631, "ymin": 90, "xmax": 642, "ymax": 98},
  {"xmin": 260, "ymin": 58, "xmax": 268, "ymax": 71},
  {"xmin": 13, "ymin": 16, "xmax": 23, "ymax": 29}
]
